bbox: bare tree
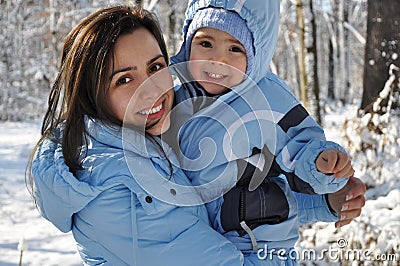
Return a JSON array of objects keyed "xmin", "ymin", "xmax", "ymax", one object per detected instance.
[
  {"xmin": 296, "ymin": 0, "xmax": 308, "ymax": 105},
  {"xmin": 308, "ymin": 0, "xmax": 322, "ymax": 124},
  {"xmin": 361, "ymin": 0, "xmax": 400, "ymax": 113},
  {"xmin": 294, "ymin": 0, "xmax": 322, "ymax": 123},
  {"xmin": 327, "ymin": 36, "xmax": 335, "ymax": 100}
]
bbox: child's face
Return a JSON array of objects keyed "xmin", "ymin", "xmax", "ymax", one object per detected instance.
[
  {"xmin": 108, "ymin": 27, "xmax": 174, "ymax": 135},
  {"xmin": 189, "ymin": 27, "xmax": 247, "ymax": 95}
]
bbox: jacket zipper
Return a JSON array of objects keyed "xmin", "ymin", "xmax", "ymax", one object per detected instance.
[{"xmin": 239, "ymin": 187, "xmax": 246, "ymax": 222}]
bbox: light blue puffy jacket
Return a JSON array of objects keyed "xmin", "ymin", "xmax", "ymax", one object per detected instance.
[{"xmin": 33, "ymin": 118, "xmax": 263, "ymax": 265}]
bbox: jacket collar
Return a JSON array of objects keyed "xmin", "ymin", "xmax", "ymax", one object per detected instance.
[{"xmin": 85, "ymin": 116, "xmax": 171, "ymax": 160}]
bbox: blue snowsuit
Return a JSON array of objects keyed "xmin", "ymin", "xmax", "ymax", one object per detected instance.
[{"xmin": 168, "ymin": 0, "xmax": 348, "ymax": 262}]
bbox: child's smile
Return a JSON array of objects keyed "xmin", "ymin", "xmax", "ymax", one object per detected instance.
[{"xmin": 205, "ymin": 71, "xmax": 227, "ymax": 80}]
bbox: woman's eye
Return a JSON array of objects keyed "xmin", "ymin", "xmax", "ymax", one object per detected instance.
[
  {"xmin": 200, "ymin": 41, "xmax": 212, "ymax": 48},
  {"xmin": 116, "ymin": 77, "xmax": 132, "ymax": 85},
  {"xmin": 230, "ymin": 46, "xmax": 245, "ymax": 53},
  {"xmin": 149, "ymin": 63, "xmax": 163, "ymax": 73}
]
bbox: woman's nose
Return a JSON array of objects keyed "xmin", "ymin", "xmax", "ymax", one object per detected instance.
[
  {"xmin": 138, "ymin": 72, "xmax": 170, "ymax": 100},
  {"xmin": 139, "ymin": 76, "xmax": 161, "ymax": 99}
]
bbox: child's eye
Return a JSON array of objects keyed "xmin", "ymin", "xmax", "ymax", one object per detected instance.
[
  {"xmin": 116, "ymin": 77, "xmax": 132, "ymax": 85},
  {"xmin": 200, "ymin": 41, "xmax": 212, "ymax": 48},
  {"xmin": 230, "ymin": 46, "xmax": 245, "ymax": 53},
  {"xmin": 149, "ymin": 63, "xmax": 164, "ymax": 73}
]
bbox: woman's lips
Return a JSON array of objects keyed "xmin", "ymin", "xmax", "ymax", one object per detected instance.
[{"xmin": 138, "ymin": 100, "xmax": 165, "ymax": 121}]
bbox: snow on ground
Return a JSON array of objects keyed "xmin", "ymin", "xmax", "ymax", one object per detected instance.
[
  {"xmin": 297, "ymin": 103, "xmax": 400, "ymax": 265},
  {"xmin": 0, "ymin": 103, "xmax": 399, "ymax": 265},
  {"xmin": 0, "ymin": 121, "xmax": 81, "ymax": 265}
]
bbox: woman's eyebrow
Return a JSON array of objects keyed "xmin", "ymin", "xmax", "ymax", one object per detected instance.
[
  {"xmin": 110, "ymin": 54, "xmax": 163, "ymax": 80},
  {"xmin": 110, "ymin": 66, "xmax": 137, "ymax": 80},
  {"xmin": 147, "ymin": 54, "xmax": 164, "ymax": 66}
]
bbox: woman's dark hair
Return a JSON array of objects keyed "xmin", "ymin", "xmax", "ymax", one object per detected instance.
[{"xmin": 27, "ymin": 5, "xmax": 169, "ymax": 199}]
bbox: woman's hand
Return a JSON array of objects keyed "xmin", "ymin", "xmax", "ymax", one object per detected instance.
[{"xmin": 327, "ymin": 176, "xmax": 366, "ymax": 228}]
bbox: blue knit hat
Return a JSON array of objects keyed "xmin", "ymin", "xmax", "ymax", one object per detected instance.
[{"xmin": 185, "ymin": 8, "xmax": 254, "ymax": 75}]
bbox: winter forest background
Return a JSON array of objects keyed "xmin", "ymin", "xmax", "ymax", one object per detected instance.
[{"xmin": 1, "ymin": 0, "xmax": 399, "ymax": 265}]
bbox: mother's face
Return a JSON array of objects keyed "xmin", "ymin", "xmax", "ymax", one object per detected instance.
[{"xmin": 108, "ymin": 27, "xmax": 174, "ymax": 135}]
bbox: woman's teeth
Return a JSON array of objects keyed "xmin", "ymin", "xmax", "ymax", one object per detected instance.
[
  {"xmin": 139, "ymin": 103, "xmax": 162, "ymax": 115},
  {"xmin": 207, "ymin": 72, "xmax": 224, "ymax": 79}
]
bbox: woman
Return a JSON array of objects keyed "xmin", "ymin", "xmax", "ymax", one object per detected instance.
[{"xmin": 27, "ymin": 5, "xmax": 250, "ymax": 265}]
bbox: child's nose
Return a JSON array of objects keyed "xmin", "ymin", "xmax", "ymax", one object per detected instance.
[{"xmin": 211, "ymin": 49, "xmax": 228, "ymax": 64}]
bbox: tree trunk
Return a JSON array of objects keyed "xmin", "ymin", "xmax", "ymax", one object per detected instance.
[
  {"xmin": 327, "ymin": 39, "xmax": 335, "ymax": 100},
  {"xmin": 49, "ymin": 0, "xmax": 58, "ymax": 67},
  {"xmin": 361, "ymin": 0, "xmax": 400, "ymax": 112},
  {"xmin": 296, "ymin": 0, "xmax": 308, "ymax": 106},
  {"xmin": 167, "ymin": 0, "xmax": 177, "ymax": 55},
  {"xmin": 342, "ymin": 0, "xmax": 351, "ymax": 102},
  {"xmin": 337, "ymin": 0, "xmax": 345, "ymax": 103},
  {"xmin": 308, "ymin": 0, "xmax": 322, "ymax": 124}
]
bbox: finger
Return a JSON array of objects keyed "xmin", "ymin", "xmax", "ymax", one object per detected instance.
[
  {"xmin": 335, "ymin": 218, "xmax": 352, "ymax": 228},
  {"xmin": 331, "ymin": 152, "xmax": 349, "ymax": 172},
  {"xmin": 341, "ymin": 208, "xmax": 362, "ymax": 219},
  {"xmin": 335, "ymin": 209, "xmax": 361, "ymax": 228},
  {"xmin": 326, "ymin": 150, "xmax": 339, "ymax": 172},
  {"xmin": 333, "ymin": 162, "xmax": 354, "ymax": 178},
  {"xmin": 344, "ymin": 195, "xmax": 366, "ymax": 211},
  {"xmin": 344, "ymin": 177, "xmax": 367, "ymax": 199},
  {"xmin": 336, "ymin": 200, "xmax": 363, "ymax": 228},
  {"xmin": 317, "ymin": 150, "xmax": 338, "ymax": 173}
]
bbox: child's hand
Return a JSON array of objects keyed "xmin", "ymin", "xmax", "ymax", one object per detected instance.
[{"xmin": 316, "ymin": 149, "xmax": 354, "ymax": 178}]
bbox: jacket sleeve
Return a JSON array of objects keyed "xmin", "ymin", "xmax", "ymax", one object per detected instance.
[
  {"xmin": 32, "ymin": 137, "xmax": 103, "ymax": 233},
  {"xmin": 76, "ymin": 183, "xmax": 262, "ymax": 266},
  {"xmin": 73, "ymin": 185, "xmax": 135, "ymax": 265},
  {"xmin": 266, "ymin": 75, "xmax": 349, "ymax": 194},
  {"xmin": 274, "ymin": 105, "xmax": 349, "ymax": 194},
  {"xmin": 294, "ymin": 192, "xmax": 338, "ymax": 224}
]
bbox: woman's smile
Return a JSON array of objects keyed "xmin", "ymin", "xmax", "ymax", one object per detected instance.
[
  {"xmin": 139, "ymin": 101, "xmax": 163, "ymax": 116},
  {"xmin": 139, "ymin": 98, "xmax": 166, "ymax": 124}
]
